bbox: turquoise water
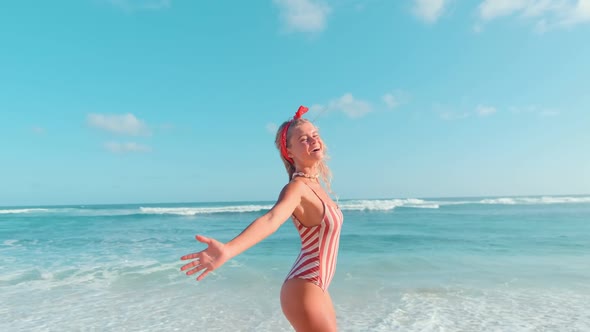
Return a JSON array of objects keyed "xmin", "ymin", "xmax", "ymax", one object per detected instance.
[{"xmin": 1, "ymin": 196, "xmax": 589, "ymax": 331}]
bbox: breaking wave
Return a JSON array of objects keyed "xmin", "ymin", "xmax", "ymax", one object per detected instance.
[{"xmin": 1, "ymin": 196, "xmax": 588, "ymax": 216}]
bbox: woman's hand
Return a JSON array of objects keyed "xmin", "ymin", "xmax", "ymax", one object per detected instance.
[{"xmin": 180, "ymin": 235, "xmax": 230, "ymax": 281}]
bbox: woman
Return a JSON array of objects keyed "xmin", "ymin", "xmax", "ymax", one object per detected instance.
[{"xmin": 180, "ymin": 106, "xmax": 344, "ymax": 332}]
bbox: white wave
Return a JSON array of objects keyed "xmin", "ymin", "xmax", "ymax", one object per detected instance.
[
  {"xmin": 480, "ymin": 198, "xmax": 517, "ymax": 205},
  {"xmin": 0, "ymin": 208, "xmax": 50, "ymax": 214},
  {"xmin": 338, "ymin": 195, "xmax": 590, "ymax": 210},
  {"xmin": 0, "ymin": 207, "xmax": 140, "ymax": 217},
  {"xmin": 2, "ymin": 239, "xmax": 19, "ymax": 246},
  {"xmin": 353, "ymin": 287, "xmax": 590, "ymax": 332},
  {"xmin": 537, "ymin": 196, "xmax": 590, "ymax": 204},
  {"xmin": 139, "ymin": 205, "xmax": 273, "ymax": 216},
  {"xmin": 480, "ymin": 196, "xmax": 590, "ymax": 205},
  {"xmin": 69, "ymin": 208, "xmax": 138, "ymax": 217},
  {"xmin": 340, "ymin": 199, "xmax": 439, "ymax": 211},
  {"xmin": 0, "ymin": 260, "xmax": 182, "ymax": 289},
  {"xmin": 2, "ymin": 195, "xmax": 587, "ymax": 218}
]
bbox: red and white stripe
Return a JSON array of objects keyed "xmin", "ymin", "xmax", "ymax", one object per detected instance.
[{"xmin": 285, "ymin": 203, "xmax": 343, "ymax": 291}]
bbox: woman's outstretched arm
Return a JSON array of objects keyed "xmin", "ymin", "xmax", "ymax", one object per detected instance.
[{"xmin": 180, "ymin": 181, "xmax": 304, "ymax": 281}]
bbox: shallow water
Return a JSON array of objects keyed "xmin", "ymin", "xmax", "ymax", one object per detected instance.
[{"xmin": 1, "ymin": 196, "xmax": 589, "ymax": 331}]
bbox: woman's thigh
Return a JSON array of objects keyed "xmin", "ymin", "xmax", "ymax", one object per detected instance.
[{"xmin": 280, "ymin": 278, "xmax": 337, "ymax": 332}]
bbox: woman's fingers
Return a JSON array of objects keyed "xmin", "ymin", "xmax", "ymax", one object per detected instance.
[
  {"xmin": 186, "ymin": 264, "xmax": 207, "ymax": 276},
  {"xmin": 180, "ymin": 258, "xmax": 201, "ymax": 271},
  {"xmin": 196, "ymin": 269, "xmax": 211, "ymax": 281},
  {"xmin": 180, "ymin": 235, "xmax": 221, "ymax": 281},
  {"xmin": 180, "ymin": 253, "xmax": 200, "ymax": 260},
  {"xmin": 182, "ymin": 260, "xmax": 214, "ymax": 280},
  {"xmin": 195, "ymin": 235, "xmax": 211, "ymax": 244}
]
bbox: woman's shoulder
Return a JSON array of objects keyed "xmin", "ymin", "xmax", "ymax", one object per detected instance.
[
  {"xmin": 283, "ymin": 177, "xmax": 308, "ymax": 192},
  {"xmin": 275, "ymin": 178, "xmax": 308, "ymax": 205}
]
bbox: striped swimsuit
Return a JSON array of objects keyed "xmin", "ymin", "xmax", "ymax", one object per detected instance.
[{"xmin": 285, "ymin": 184, "xmax": 344, "ymax": 291}]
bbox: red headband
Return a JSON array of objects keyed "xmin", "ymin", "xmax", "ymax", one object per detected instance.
[{"xmin": 280, "ymin": 105, "xmax": 309, "ymax": 164}]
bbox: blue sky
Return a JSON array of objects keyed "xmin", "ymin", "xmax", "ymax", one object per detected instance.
[{"xmin": 1, "ymin": 0, "xmax": 589, "ymax": 206}]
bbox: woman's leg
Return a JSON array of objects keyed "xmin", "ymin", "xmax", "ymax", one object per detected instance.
[
  {"xmin": 325, "ymin": 291, "xmax": 338, "ymax": 329},
  {"xmin": 280, "ymin": 278, "xmax": 337, "ymax": 332}
]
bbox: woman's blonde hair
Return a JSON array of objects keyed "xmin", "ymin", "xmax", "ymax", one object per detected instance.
[{"xmin": 274, "ymin": 118, "xmax": 332, "ymax": 191}]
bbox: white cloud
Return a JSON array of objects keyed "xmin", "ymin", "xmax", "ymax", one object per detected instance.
[
  {"xmin": 478, "ymin": 0, "xmax": 528, "ymax": 20},
  {"xmin": 561, "ymin": 0, "xmax": 590, "ymax": 25},
  {"xmin": 104, "ymin": 141, "xmax": 152, "ymax": 153},
  {"xmin": 274, "ymin": 0, "xmax": 331, "ymax": 33},
  {"xmin": 382, "ymin": 90, "xmax": 410, "ymax": 109},
  {"xmin": 477, "ymin": 0, "xmax": 590, "ymax": 30},
  {"xmin": 522, "ymin": 0, "xmax": 566, "ymax": 18},
  {"xmin": 354, "ymin": 2, "xmax": 367, "ymax": 11},
  {"xmin": 108, "ymin": 0, "xmax": 171, "ymax": 11},
  {"xmin": 433, "ymin": 103, "xmax": 559, "ymax": 120},
  {"xmin": 510, "ymin": 105, "xmax": 560, "ymax": 116},
  {"xmin": 509, "ymin": 105, "xmax": 537, "ymax": 114},
  {"xmin": 413, "ymin": 0, "xmax": 448, "ymax": 23},
  {"xmin": 438, "ymin": 110, "xmax": 470, "ymax": 120},
  {"xmin": 539, "ymin": 109, "xmax": 560, "ymax": 116},
  {"xmin": 31, "ymin": 126, "xmax": 45, "ymax": 135},
  {"xmin": 476, "ymin": 105, "xmax": 497, "ymax": 116},
  {"xmin": 382, "ymin": 93, "xmax": 399, "ymax": 109},
  {"xmin": 88, "ymin": 113, "xmax": 150, "ymax": 136},
  {"xmin": 266, "ymin": 123, "xmax": 279, "ymax": 134},
  {"xmin": 158, "ymin": 123, "xmax": 175, "ymax": 131},
  {"xmin": 434, "ymin": 103, "xmax": 497, "ymax": 120},
  {"xmin": 314, "ymin": 93, "xmax": 372, "ymax": 118}
]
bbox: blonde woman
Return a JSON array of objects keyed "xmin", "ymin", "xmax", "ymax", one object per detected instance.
[{"xmin": 180, "ymin": 106, "xmax": 343, "ymax": 332}]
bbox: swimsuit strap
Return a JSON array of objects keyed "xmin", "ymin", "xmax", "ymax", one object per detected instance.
[
  {"xmin": 301, "ymin": 181, "xmax": 327, "ymax": 207},
  {"xmin": 301, "ymin": 181, "xmax": 341, "ymax": 212}
]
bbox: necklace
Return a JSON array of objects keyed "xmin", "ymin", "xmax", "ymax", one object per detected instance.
[{"xmin": 292, "ymin": 172, "xmax": 319, "ymax": 180}]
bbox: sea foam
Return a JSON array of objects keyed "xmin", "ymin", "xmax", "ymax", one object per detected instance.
[
  {"xmin": 139, "ymin": 205, "xmax": 273, "ymax": 216},
  {"xmin": 1, "ymin": 196, "xmax": 588, "ymax": 217}
]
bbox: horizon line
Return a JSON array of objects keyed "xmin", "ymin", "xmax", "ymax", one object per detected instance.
[{"xmin": 2, "ymin": 193, "xmax": 589, "ymax": 209}]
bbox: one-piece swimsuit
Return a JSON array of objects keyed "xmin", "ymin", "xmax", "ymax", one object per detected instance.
[{"xmin": 285, "ymin": 182, "xmax": 344, "ymax": 291}]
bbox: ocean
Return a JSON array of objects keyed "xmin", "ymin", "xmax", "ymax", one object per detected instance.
[{"xmin": 1, "ymin": 196, "xmax": 589, "ymax": 331}]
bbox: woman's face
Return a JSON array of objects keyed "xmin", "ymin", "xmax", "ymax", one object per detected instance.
[{"xmin": 287, "ymin": 122, "xmax": 324, "ymax": 164}]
